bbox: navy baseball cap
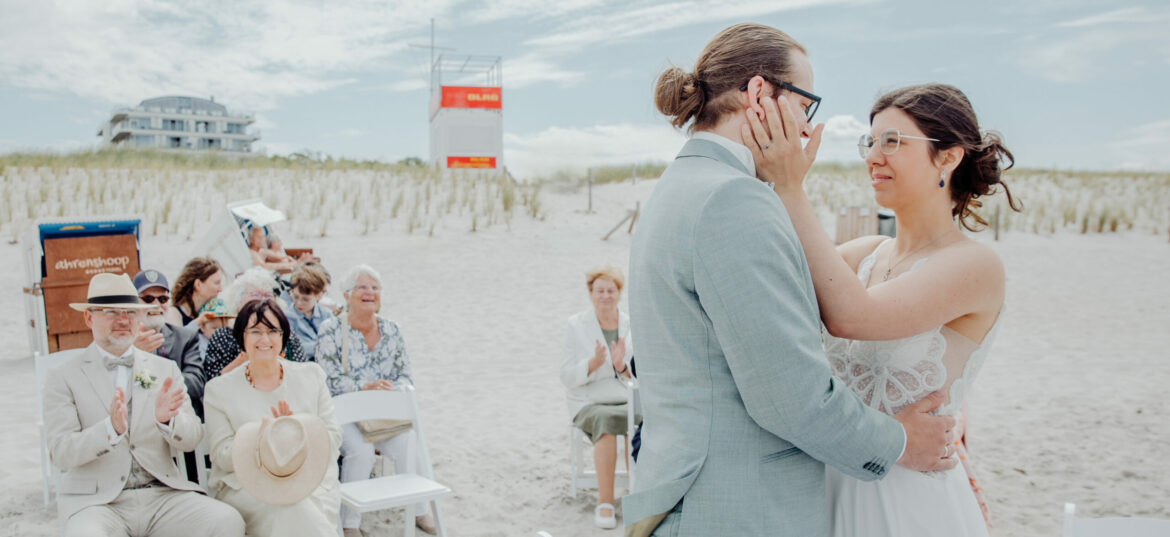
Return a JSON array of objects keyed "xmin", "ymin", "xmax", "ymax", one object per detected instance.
[{"xmin": 133, "ymin": 269, "xmax": 170, "ymax": 293}]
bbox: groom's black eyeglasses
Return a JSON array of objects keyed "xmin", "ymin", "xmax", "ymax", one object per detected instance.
[{"xmin": 740, "ymin": 78, "xmax": 821, "ymax": 122}]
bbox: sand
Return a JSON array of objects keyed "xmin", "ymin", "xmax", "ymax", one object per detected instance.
[{"xmin": 1, "ymin": 178, "xmax": 1166, "ymax": 536}]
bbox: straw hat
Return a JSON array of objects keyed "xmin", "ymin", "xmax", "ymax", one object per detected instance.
[
  {"xmin": 232, "ymin": 414, "xmax": 331, "ymax": 506},
  {"xmin": 69, "ymin": 273, "xmax": 154, "ymax": 312}
]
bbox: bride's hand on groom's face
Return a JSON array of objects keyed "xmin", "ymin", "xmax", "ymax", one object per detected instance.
[
  {"xmin": 893, "ymin": 390, "xmax": 961, "ymax": 473},
  {"xmin": 740, "ymin": 96, "xmax": 824, "ymax": 196}
]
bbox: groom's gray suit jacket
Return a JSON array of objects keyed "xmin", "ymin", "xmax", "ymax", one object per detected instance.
[{"xmin": 624, "ymin": 138, "xmax": 905, "ymax": 536}]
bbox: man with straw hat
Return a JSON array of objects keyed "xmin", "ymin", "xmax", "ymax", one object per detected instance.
[{"xmin": 42, "ymin": 273, "xmax": 245, "ymax": 537}]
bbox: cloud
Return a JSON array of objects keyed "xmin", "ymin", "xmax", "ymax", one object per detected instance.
[
  {"xmin": 327, "ymin": 128, "xmax": 368, "ymax": 138},
  {"xmin": 816, "ymin": 114, "xmax": 868, "ymax": 163},
  {"xmin": 1106, "ymin": 118, "xmax": 1170, "ymax": 171},
  {"xmin": 1054, "ymin": 6, "xmax": 1169, "ymax": 28},
  {"xmin": 1019, "ymin": 5, "xmax": 1170, "ymax": 83},
  {"xmin": 524, "ymin": 0, "xmax": 865, "ymax": 51},
  {"xmin": 503, "ymin": 122, "xmax": 686, "ymax": 179},
  {"xmin": 0, "ymin": 0, "xmax": 433, "ymax": 110}
]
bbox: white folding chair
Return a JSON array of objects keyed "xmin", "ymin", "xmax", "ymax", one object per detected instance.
[
  {"xmin": 626, "ymin": 379, "xmax": 641, "ymax": 491},
  {"xmin": 1063, "ymin": 503, "xmax": 1170, "ymax": 537},
  {"xmin": 35, "ymin": 349, "xmax": 84, "ymax": 507},
  {"xmin": 173, "ymin": 435, "xmax": 211, "ymax": 493},
  {"xmin": 332, "ymin": 386, "xmax": 452, "ymax": 537},
  {"xmin": 569, "ymin": 380, "xmax": 634, "ymax": 497}
]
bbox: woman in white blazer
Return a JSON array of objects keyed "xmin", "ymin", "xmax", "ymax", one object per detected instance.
[{"xmin": 560, "ymin": 265, "xmax": 635, "ymax": 529}]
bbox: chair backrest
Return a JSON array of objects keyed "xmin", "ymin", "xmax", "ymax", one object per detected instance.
[
  {"xmin": 332, "ymin": 386, "xmax": 437, "ymax": 480},
  {"xmin": 332, "ymin": 387, "xmax": 420, "ymax": 426},
  {"xmin": 1064, "ymin": 503, "xmax": 1170, "ymax": 537}
]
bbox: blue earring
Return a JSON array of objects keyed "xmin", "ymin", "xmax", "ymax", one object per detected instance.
[{"xmin": 939, "ymin": 172, "xmax": 946, "ymax": 188}]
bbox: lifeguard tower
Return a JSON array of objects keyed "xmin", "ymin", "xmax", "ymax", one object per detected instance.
[{"xmin": 429, "ymin": 55, "xmax": 503, "ymax": 171}]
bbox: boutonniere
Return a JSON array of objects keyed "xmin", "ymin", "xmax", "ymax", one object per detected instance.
[{"xmin": 133, "ymin": 369, "xmax": 157, "ymax": 389}]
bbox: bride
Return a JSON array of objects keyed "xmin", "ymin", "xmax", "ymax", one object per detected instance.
[{"xmin": 742, "ymin": 82, "xmax": 1020, "ymax": 536}]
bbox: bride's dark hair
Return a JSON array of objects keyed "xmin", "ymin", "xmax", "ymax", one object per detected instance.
[{"xmin": 871, "ymin": 83, "xmax": 1022, "ymax": 231}]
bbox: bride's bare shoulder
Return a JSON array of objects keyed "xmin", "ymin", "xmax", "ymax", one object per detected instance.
[{"xmin": 836, "ymin": 235, "xmax": 889, "ymax": 272}]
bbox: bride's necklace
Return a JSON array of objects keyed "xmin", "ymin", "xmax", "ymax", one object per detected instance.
[{"xmin": 882, "ymin": 230, "xmax": 956, "ymax": 281}]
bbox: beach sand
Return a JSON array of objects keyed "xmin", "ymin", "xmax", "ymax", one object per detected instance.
[{"xmin": 1, "ymin": 179, "xmax": 1166, "ymax": 536}]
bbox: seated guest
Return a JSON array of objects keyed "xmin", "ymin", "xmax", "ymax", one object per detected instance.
[
  {"xmin": 166, "ymin": 257, "xmax": 225, "ymax": 328},
  {"xmin": 42, "ymin": 273, "xmax": 244, "ymax": 537},
  {"xmin": 247, "ymin": 225, "xmax": 308, "ymax": 272},
  {"xmin": 204, "ymin": 267, "xmax": 308, "ymax": 380},
  {"xmin": 194, "ymin": 297, "xmax": 235, "ymax": 361},
  {"xmin": 204, "ymin": 299, "xmax": 342, "ymax": 536},
  {"xmin": 283, "ymin": 263, "xmax": 334, "ymax": 359},
  {"xmin": 133, "ymin": 269, "xmax": 206, "ymax": 420},
  {"xmin": 315, "ymin": 264, "xmax": 437, "ymax": 536},
  {"xmin": 560, "ymin": 265, "xmax": 635, "ymax": 529}
]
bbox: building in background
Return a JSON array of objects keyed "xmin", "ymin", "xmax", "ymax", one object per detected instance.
[
  {"xmin": 97, "ymin": 96, "xmax": 260, "ymax": 153},
  {"xmin": 429, "ymin": 56, "xmax": 503, "ymax": 171}
]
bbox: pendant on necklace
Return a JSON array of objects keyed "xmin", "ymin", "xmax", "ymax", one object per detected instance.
[{"xmin": 883, "ymin": 269, "xmax": 891, "ymax": 281}]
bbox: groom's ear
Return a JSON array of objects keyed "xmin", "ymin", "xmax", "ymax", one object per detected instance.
[{"xmin": 742, "ymin": 75, "xmax": 768, "ymax": 121}]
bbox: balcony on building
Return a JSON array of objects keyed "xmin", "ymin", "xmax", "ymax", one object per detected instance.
[{"xmin": 97, "ymin": 96, "xmax": 260, "ymax": 154}]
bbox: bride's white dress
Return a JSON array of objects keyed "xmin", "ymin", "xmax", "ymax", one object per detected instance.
[{"xmin": 824, "ymin": 239, "xmax": 998, "ymax": 537}]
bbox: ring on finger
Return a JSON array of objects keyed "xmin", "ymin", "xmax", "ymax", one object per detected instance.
[{"xmin": 763, "ymin": 144, "xmax": 771, "ymax": 150}]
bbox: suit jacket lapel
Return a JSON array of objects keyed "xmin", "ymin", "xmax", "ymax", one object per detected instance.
[
  {"xmin": 677, "ymin": 138, "xmax": 753, "ymax": 177},
  {"xmin": 80, "ymin": 346, "xmax": 115, "ymax": 409},
  {"xmin": 128, "ymin": 351, "xmax": 153, "ymax": 433}
]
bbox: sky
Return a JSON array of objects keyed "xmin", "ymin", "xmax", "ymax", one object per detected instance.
[{"xmin": 1, "ymin": 0, "xmax": 1168, "ymax": 179}]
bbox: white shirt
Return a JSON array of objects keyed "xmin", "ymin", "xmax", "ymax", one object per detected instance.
[
  {"xmin": 692, "ymin": 131, "xmax": 755, "ymax": 176},
  {"xmin": 94, "ymin": 345, "xmax": 171, "ymax": 444}
]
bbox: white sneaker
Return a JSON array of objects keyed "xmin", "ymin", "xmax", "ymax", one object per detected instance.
[{"xmin": 594, "ymin": 503, "xmax": 618, "ymax": 529}]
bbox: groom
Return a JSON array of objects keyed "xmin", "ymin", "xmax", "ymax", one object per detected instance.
[{"xmin": 624, "ymin": 24, "xmax": 957, "ymax": 537}]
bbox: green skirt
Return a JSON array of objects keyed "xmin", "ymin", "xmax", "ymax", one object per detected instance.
[{"xmin": 573, "ymin": 402, "xmax": 641, "ymax": 443}]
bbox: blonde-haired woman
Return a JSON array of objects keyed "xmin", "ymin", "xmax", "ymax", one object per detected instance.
[{"xmin": 559, "ymin": 265, "xmax": 634, "ymax": 529}]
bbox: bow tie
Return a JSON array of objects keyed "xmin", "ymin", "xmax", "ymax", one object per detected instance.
[{"xmin": 103, "ymin": 354, "xmax": 134, "ymax": 370}]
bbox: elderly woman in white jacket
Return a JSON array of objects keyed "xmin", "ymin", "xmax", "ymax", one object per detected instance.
[{"xmin": 560, "ymin": 265, "xmax": 635, "ymax": 529}]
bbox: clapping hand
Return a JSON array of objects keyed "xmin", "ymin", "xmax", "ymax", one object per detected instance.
[
  {"xmin": 610, "ymin": 338, "xmax": 627, "ymax": 375},
  {"xmin": 362, "ymin": 379, "xmax": 394, "ymax": 391},
  {"xmin": 270, "ymin": 400, "xmax": 293, "ymax": 418},
  {"xmin": 110, "ymin": 388, "xmax": 128, "ymax": 435},
  {"xmin": 134, "ymin": 328, "xmax": 165, "ymax": 354},
  {"xmin": 153, "ymin": 377, "xmax": 185, "ymax": 424},
  {"xmin": 590, "ymin": 340, "xmax": 607, "ymax": 369}
]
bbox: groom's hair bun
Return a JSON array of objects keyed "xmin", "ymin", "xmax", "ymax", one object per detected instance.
[{"xmin": 655, "ymin": 23, "xmax": 806, "ymax": 134}]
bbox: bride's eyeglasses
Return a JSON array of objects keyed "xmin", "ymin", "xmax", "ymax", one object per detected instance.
[{"xmin": 858, "ymin": 129, "xmax": 939, "ymax": 159}]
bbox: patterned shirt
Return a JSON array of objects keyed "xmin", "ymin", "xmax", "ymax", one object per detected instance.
[
  {"xmin": 314, "ymin": 315, "xmax": 413, "ymax": 396},
  {"xmin": 203, "ymin": 326, "xmax": 309, "ymax": 380}
]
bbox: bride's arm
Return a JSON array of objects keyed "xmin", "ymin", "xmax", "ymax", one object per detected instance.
[{"xmin": 742, "ymin": 97, "xmax": 1002, "ymax": 340}]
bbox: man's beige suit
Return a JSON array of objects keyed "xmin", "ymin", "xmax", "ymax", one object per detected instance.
[{"xmin": 42, "ymin": 344, "xmax": 230, "ymax": 530}]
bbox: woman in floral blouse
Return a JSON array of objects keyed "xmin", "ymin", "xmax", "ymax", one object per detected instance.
[{"xmin": 313, "ymin": 264, "xmax": 434, "ymax": 536}]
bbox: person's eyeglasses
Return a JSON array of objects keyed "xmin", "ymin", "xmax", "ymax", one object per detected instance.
[
  {"xmin": 246, "ymin": 290, "xmax": 274, "ymax": 301},
  {"xmin": 858, "ymin": 128, "xmax": 940, "ymax": 159},
  {"xmin": 139, "ymin": 295, "xmax": 170, "ymax": 305},
  {"xmin": 353, "ymin": 285, "xmax": 381, "ymax": 294},
  {"xmin": 245, "ymin": 328, "xmax": 284, "ymax": 339},
  {"xmin": 740, "ymin": 79, "xmax": 822, "ymax": 121},
  {"xmin": 89, "ymin": 308, "xmax": 141, "ymax": 319}
]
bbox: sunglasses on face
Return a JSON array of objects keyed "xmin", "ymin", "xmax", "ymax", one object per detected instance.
[{"xmin": 139, "ymin": 295, "xmax": 170, "ymax": 305}]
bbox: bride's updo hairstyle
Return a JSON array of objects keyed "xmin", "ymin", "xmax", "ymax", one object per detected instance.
[
  {"xmin": 871, "ymin": 83, "xmax": 1022, "ymax": 231},
  {"xmin": 655, "ymin": 23, "xmax": 806, "ymax": 133}
]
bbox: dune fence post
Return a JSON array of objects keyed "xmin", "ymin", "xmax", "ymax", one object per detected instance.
[
  {"xmin": 994, "ymin": 205, "xmax": 1001, "ymax": 241},
  {"xmin": 587, "ymin": 168, "xmax": 593, "ymax": 214}
]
